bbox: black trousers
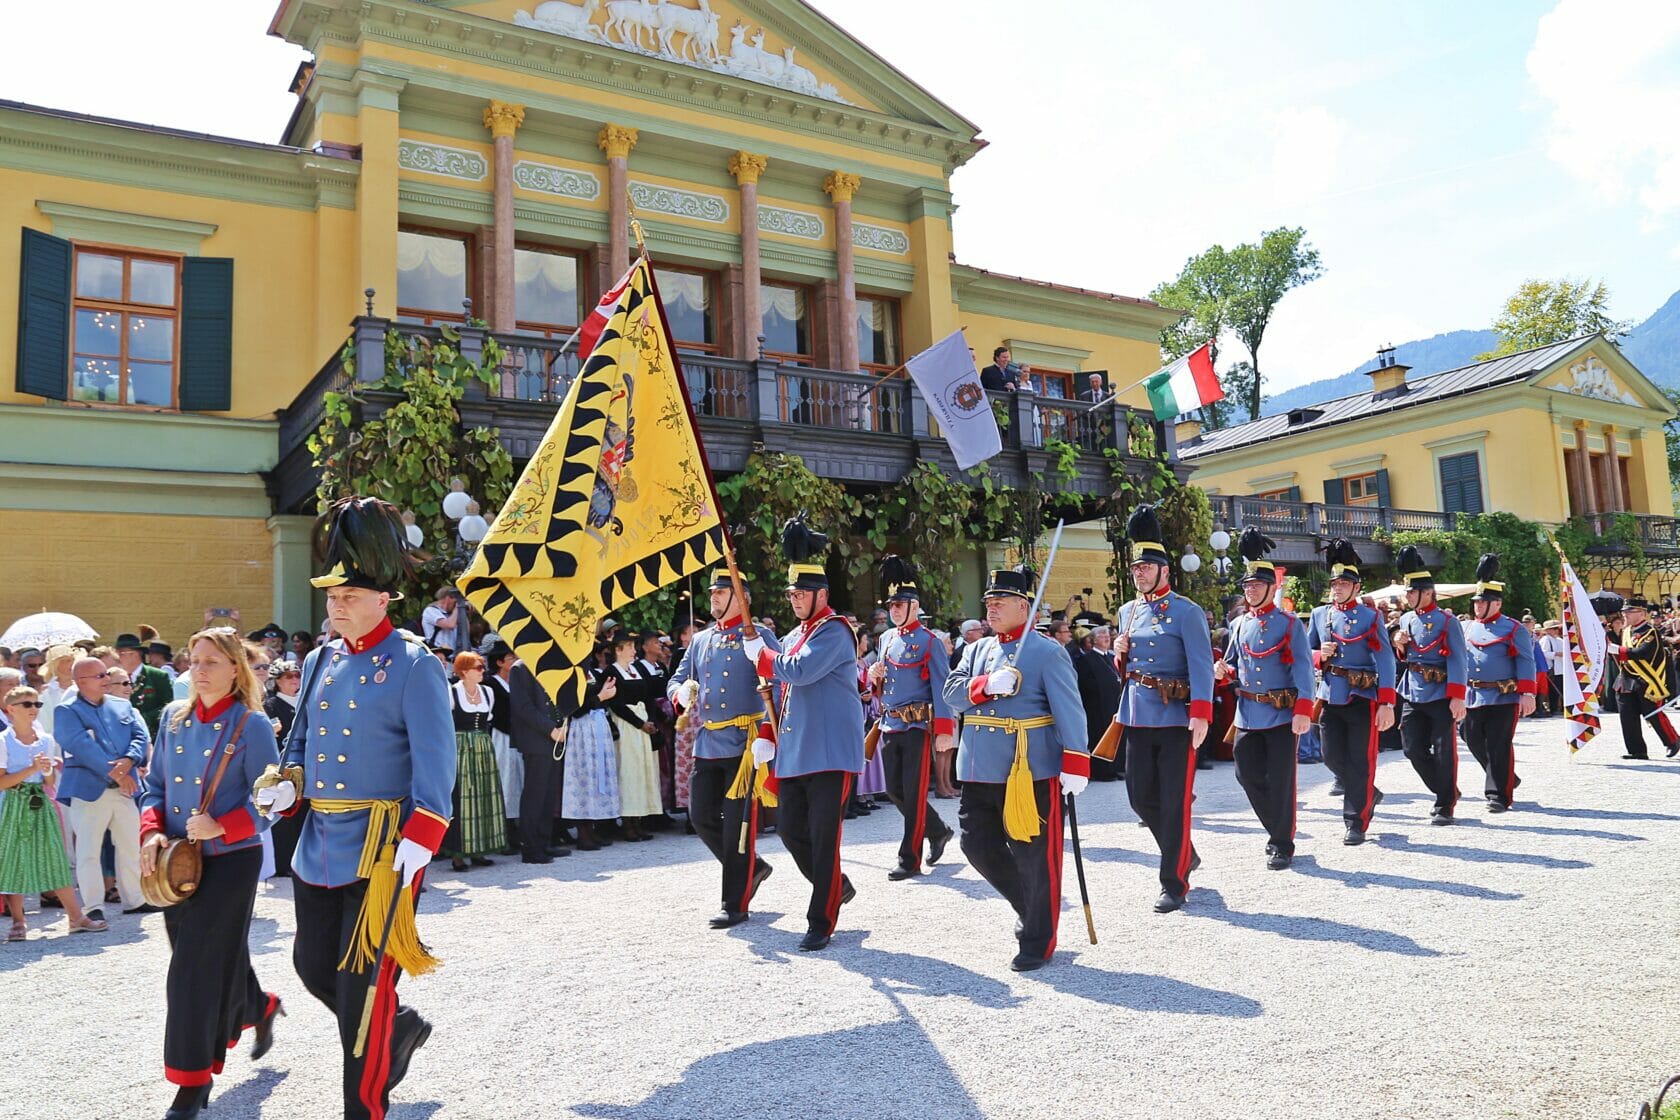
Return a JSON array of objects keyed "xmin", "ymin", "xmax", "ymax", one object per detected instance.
[
  {"xmin": 1232, "ymin": 725, "xmax": 1297, "ymax": 855},
  {"xmin": 690, "ymin": 753, "xmax": 770, "ymax": 914},
  {"xmin": 1546, "ymin": 673, "xmax": 1564, "ymax": 716},
  {"xmin": 517, "ymin": 743, "xmax": 561, "ymax": 858},
  {"xmin": 1617, "ymin": 692, "xmax": 1655, "ymax": 758},
  {"xmin": 881, "ymin": 729, "xmax": 952, "ymax": 872},
  {"xmin": 776, "ymin": 770, "xmax": 854, "ymax": 936},
  {"xmin": 162, "ymin": 847, "xmax": 269, "ymax": 1086},
  {"xmin": 1462, "ymin": 704, "xmax": 1521, "ymax": 806},
  {"xmin": 269, "ymin": 809, "xmax": 303, "ymax": 878},
  {"xmin": 1124, "ymin": 726, "xmax": 1196, "ymax": 897},
  {"xmin": 959, "ymin": 778, "xmax": 1063, "ymax": 961},
  {"xmin": 294, "ymin": 876, "xmax": 429, "ymax": 1120},
  {"xmin": 1401, "ymin": 698, "xmax": 1460, "ymax": 815},
  {"xmin": 1320, "ymin": 698, "xmax": 1378, "ymax": 829}
]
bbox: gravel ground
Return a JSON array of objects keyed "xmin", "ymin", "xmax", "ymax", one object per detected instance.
[{"xmin": 4, "ymin": 716, "xmax": 1678, "ymax": 1120}]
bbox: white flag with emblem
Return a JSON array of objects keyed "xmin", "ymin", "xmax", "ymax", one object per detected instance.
[{"xmin": 905, "ymin": 330, "xmax": 1003, "ymax": 470}]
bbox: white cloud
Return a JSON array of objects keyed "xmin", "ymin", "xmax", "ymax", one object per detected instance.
[{"xmin": 1527, "ymin": 0, "xmax": 1680, "ymax": 221}]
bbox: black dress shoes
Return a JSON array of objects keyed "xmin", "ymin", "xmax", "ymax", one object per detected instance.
[
  {"xmin": 1486, "ymin": 800, "xmax": 1509, "ymax": 814},
  {"xmin": 1195, "ymin": 759, "xmax": 1214, "ymax": 771},
  {"xmin": 124, "ymin": 904, "xmax": 162, "ymax": 915},
  {"xmin": 748, "ymin": 861, "xmax": 773, "ymax": 902},
  {"xmin": 1153, "ymin": 891, "xmax": 1185, "ymax": 913},
  {"xmin": 1188, "ymin": 848, "xmax": 1202, "ymax": 873},
  {"xmin": 1009, "ymin": 952, "xmax": 1046, "ymax": 972},
  {"xmin": 927, "ymin": 830, "xmax": 951, "ymax": 866},
  {"xmin": 163, "ymin": 1083, "xmax": 211, "ymax": 1120},
  {"xmin": 1623, "ymin": 753, "xmax": 1649, "ymax": 760},
  {"xmin": 1430, "ymin": 809, "xmax": 1454, "ymax": 826},
  {"xmin": 546, "ymin": 845, "xmax": 573, "ymax": 857},
  {"xmin": 1373, "ymin": 788, "xmax": 1385, "ymax": 807},
  {"xmin": 1266, "ymin": 852, "xmax": 1292, "ymax": 871},
  {"xmin": 387, "ymin": 1017, "xmax": 432, "ymax": 1092},
  {"xmin": 251, "ymin": 998, "xmax": 285, "ymax": 1060},
  {"xmin": 887, "ymin": 866, "xmax": 919, "ymax": 881},
  {"xmin": 1343, "ymin": 825, "xmax": 1366, "ymax": 846},
  {"xmin": 521, "ymin": 854, "xmax": 553, "ymax": 864},
  {"xmin": 797, "ymin": 930, "xmax": 831, "ymax": 952},
  {"xmin": 1329, "ymin": 782, "xmax": 1345, "ymax": 797},
  {"xmin": 839, "ymin": 878, "xmax": 857, "ymax": 906},
  {"xmin": 709, "ymin": 910, "xmax": 748, "ymax": 929}
]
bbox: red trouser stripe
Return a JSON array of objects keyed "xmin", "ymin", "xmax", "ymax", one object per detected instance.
[
  {"xmin": 1289, "ymin": 734, "xmax": 1299, "ymax": 844},
  {"xmin": 1504, "ymin": 705, "xmax": 1520, "ymax": 804},
  {"xmin": 1175, "ymin": 747, "xmax": 1197, "ymax": 888},
  {"xmin": 821, "ymin": 773, "xmax": 853, "ymax": 932},
  {"xmin": 909, "ymin": 730, "xmax": 933, "ymax": 869},
  {"xmin": 1360, "ymin": 707, "xmax": 1379, "ymax": 830},
  {"xmin": 358, "ymin": 875, "xmax": 421, "ymax": 1120},
  {"xmin": 1044, "ymin": 779, "xmax": 1064, "ymax": 960},
  {"xmin": 736, "ymin": 794, "xmax": 759, "ymax": 915},
  {"xmin": 1449, "ymin": 715, "xmax": 1460, "ymax": 813}
]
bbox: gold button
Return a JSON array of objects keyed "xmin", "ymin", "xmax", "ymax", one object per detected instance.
[
  {"xmin": 214, "ymin": 723, "xmax": 223, "ymax": 731},
  {"xmin": 174, "ymin": 775, "xmax": 183, "ymax": 783},
  {"xmin": 317, "ymin": 754, "xmax": 327, "ymax": 763},
  {"xmin": 173, "ymin": 806, "xmax": 181, "ymax": 814},
  {"xmin": 204, "ymin": 749, "xmax": 212, "ymax": 757},
  {"xmin": 338, "ymin": 754, "xmax": 348, "ymax": 763},
  {"xmin": 348, "ymin": 700, "xmax": 357, "ymax": 710},
  {"xmin": 335, "ymin": 782, "xmax": 346, "ymax": 790},
  {"xmin": 343, "ymin": 729, "xmax": 351, "ymax": 736},
  {"xmin": 175, "ymin": 746, "xmax": 184, "ymax": 754},
  {"xmin": 315, "ymin": 781, "xmax": 325, "ymax": 789},
  {"xmin": 319, "ymin": 728, "xmax": 327, "ymax": 736},
  {"xmin": 194, "ymin": 778, "xmax": 201, "ymax": 785},
  {"xmin": 324, "ymin": 678, "xmax": 334, "ymax": 686},
  {"xmin": 334, "ymin": 654, "xmax": 343, "ymax": 662},
  {"xmin": 360, "ymin": 676, "xmax": 367, "ymax": 684},
  {"xmin": 319, "ymin": 701, "xmax": 329, "ymax": 710}
]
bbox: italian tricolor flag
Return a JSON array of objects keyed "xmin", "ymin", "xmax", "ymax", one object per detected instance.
[{"xmin": 1145, "ymin": 342, "xmax": 1223, "ymax": 420}]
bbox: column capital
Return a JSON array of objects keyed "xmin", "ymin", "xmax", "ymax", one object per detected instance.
[
  {"xmin": 1603, "ymin": 421, "xmax": 1618, "ymax": 436},
  {"xmin": 823, "ymin": 171, "xmax": 861, "ymax": 203},
  {"xmin": 598, "ymin": 123, "xmax": 640, "ymax": 159},
  {"xmin": 482, "ymin": 100, "xmax": 526, "ymax": 140},
  {"xmin": 729, "ymin": 151, "xmax": 768, "ymax": 185}
]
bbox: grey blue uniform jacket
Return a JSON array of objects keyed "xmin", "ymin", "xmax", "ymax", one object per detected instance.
[
  {"xmin": 1115, "ymin": 589, "xmax": 1215, "ymax": 727},
  {"xmin": 1397, "ymin": 605, "xmax": 1468, "ymax": 704},
  {"xmin": 1222, "ymin": 604, "xmax": 1316, "ymax": 731},
  {"xmin": 140, "ymin": 698, "xmax": 279, "ymax": 857},
  {"xmin": 1307, "ymin": 602, "xmax": 1398, "ymax": 706},
  {"xmin": 877, "ymin": 622, "xmax": 955, "ymax": 736},
  {"xmin": 281, "ymin": 621, "xmax": 458, "ymax": 888},
  {"xmin": 943, "ymin": 629, "xmax": 1089, "ymax": 782},
  {"xmin": 665, "ymin": 617, "xmax": 781, "ymax": 760},
  {"xmin": 1463, "ymin": 613, "xmax": 1539, "ymax": 708},
  {"xmin": 754, "ymin": 609, "xmax": 863, "ymax": 778}
]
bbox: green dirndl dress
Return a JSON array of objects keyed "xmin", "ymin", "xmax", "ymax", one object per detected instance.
[
  {"xmin": 0, "ymin": 782, "xmax": 75, "ymax": 894},
  {"xmin": 443, "ymin": 685, "xmax": 508, "ymax": 858}
]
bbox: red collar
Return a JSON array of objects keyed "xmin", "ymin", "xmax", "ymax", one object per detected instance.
[
  {"xmin": 800, "ymin": 606, "xmax": 835, "ymax": 631},
  {"xmin": 1144, "ymin": 585, "xmax": 1171, "ymax": 602},
  {"xmin": 344, "ymin": 618, "xmax": 394, "ymax": 655},
  {"xmin": 898, "ymin": 619, "xmax": 922, "ymax": 634},
  {"xmin": 718, "ymin": 615, "xmax": 745, "ymax": 631},
  {"xmin": 1418, "ymin": 603, "xmax": 1440, "ymax": 616},
  {"xmin": 194, "ymin": 694, "xmax": 237, "ymax": 722},
  {"xmin": 1252, "ymin": 601, "xmax": 1276, "ymax": 617},
  {"xmin": 1479, "ymin": 609, "xmax": 1503, "ymax": 625},
  {"xmin": 995, "ymin": 625, "xmax": 1026, "ymax": 644}
]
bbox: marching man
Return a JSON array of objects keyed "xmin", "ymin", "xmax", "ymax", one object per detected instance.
[
  {"xmin": 253, "ymin": 497, "xmax": 456, "ymax": 1120},
  {"xmin": 1462, "ymin": 554, "xmax": 1537, "ymax": 810},
  {"xmin": 1215, "ymin": 529, "xmax": 1313, "ymax": 870},
  {"xmin": 944, "ymin": 564, "xmax": 1088, "ymax": 971},
  {"xmin": 868, "ymin": 556, "xmax": 957, "ymax": 881},
  {"xmin": 1394, "ymin": 545, "xmax": 1468, "ymax": 824}
]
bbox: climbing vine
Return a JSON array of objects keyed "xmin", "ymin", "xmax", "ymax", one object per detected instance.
[
  {"xmin": 310, "ymin": 328, "xmax": 515, "ymax": 607},
  {"xmin": 1378, "ymin": 511, "xmax": 1562, "ymax": 617}
]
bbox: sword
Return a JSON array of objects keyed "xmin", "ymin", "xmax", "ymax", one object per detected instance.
[
  {"xmin": 352, "ymin": 876, "xmax": 409, "ymax": 1059},
  {"xmin": 1065, "ymin": 791, "xmax": 1097, "ymax": 944},
  {"xmin": 1007, "ymin": 519, "xmax": 1066, "ymax": 672}
]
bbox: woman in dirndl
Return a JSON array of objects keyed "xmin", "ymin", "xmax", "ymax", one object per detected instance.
[
  {"xmin": 605, "ymin": 631, "xmax": 663, "ymax": 841},
  {"xmin": 0, "ymin": 686, "xmax": 106, "ymax": 939},
  {"xmin": 562, "ymin": 662, "xmax": 621, "ymax": 850},
  {"xmin": 485, "ymin": 642, "xmax": 523, "ymax": 854},
  {"xmin": 138, "ymin": 627, "xmax": 283, "ymax": 1120},
  {"xmin": 443, "ymin": 651, "xmax": 508, "ymax": 871}
]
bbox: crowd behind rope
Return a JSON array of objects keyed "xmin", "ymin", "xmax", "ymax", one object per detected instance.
[{"xmin": 0, "ymin": 581, "xmax": 1669, "ymax": 943}]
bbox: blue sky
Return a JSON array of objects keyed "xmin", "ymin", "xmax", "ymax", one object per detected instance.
[{"xmin": 7, "ymin": 0, "xmax": 1675, "ymax": 393}]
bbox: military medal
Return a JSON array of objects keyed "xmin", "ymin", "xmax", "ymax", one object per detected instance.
[{"xmin": 374, "ymin": 670, "xmax": 387, "ymax": 684}]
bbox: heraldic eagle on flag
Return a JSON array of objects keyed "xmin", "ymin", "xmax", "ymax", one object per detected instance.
[{"xmin": 459, "ymin": 257, "xmax": 727, "ymax": 710}]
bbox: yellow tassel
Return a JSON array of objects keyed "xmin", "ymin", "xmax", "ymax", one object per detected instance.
[
  {"xmin": 1003, "ymin": 735, "xmax": 1040, "ymax": 842},
  {"xmin": 725, "ymin": 749, "xmax": 755, "ymax": 800},
  {"xmin": 337, "ymin": 844, "xmax": 441, "ymax": 978},
  {"xmin": 753, "ymin": 762, "xmax": 778, "ymax": 809}
]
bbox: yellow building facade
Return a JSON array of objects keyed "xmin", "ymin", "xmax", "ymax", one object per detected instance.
[{"xmin": 0, "ymin": 0, "xmax": 1179, "ymax": 643}]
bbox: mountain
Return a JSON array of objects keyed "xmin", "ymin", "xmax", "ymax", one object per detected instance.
[{"xmin": 1253, "ymin": 289, "xmax": 1680, "ymax": 418}]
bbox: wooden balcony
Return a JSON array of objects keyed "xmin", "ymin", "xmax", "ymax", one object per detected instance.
[
  {"xmin": 271, "ymin": 319, "xmax": 1183, "ymax": 515},
  {"xmin": 1206, "ymin": 495, "xmax": 1457, "ymax": 569}
]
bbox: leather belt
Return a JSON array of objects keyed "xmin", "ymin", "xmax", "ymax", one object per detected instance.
[
  {"xmin": 1125, "ymin": 670, "xmax": 1191, "ymax": 702},
  {"xmin": 1327, "ymin": 664, "xmax": 1379, "ymax": 689},
  {"xmin": 1468, "ymin": 678, "xmax": 1519, "ymax": 694},
  {"xmin": 1236, "ymin": 687, "xmax": 1298, "ymax": 710},
  {"xmin": 884, "ymin": 702, "xmax": 933, "ymax": 725},
  {"xmin": 1408, "ymin": 664, "xmax": 1449, "ymax": 684}
]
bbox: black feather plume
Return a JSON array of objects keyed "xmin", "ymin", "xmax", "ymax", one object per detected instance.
[
  {"xmin": 1396, "ymin": 545, "xmax": 1425, "ymax": 574},
  {"xmin": 1125, "ymin": 503, "xmax": 1163, "ymax": 542},
  {"xmin": 781, "ymin": 513, "xmax": 829, "ymax": 563},
  {"xmin": 312, "ymin": 496, "xmax": 424, "ymax": 586},
  {"xmin": 880, "ymin": 554, "xmax": 916, "ymax": 589},
  {"xmin": 1325, "ymin": 537, "xmax": 1361, "ymax": 570},
  {"xmin": 1475, "ymin": 553, "xmax": 1500, "ymax": 583},
  {"xmin": 1237, "ymin": 526, "xmax": 1276, "ymax": 563}
]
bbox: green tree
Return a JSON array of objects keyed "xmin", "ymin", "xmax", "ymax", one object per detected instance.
[
  {"xmin": 1477, "ymin": 278, "xmax": 1630, "ymax": 359},
  {"xmin": 1226, "ymin": 227, "xmax": 1323, "ymax": 422},
  {"xmin": 1150, "ymin": 245, "xmax": 1236, "ymax": 429},
  {"xmin": 1664, "ymin": 386, "xmax": 1680, "ymax": 503}
]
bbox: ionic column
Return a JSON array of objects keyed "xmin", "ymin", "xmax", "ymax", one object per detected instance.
[
  {"xmin": 1565, "ymin": 420, "xmax": 1592, "ymax": 515},
  {"xmin": 1576, "ymin": 420, "xmax": 1601, "ymax": 515},
  {"xmin": 824, "ymin": 171, "xmax": 862, "ymax": 373},
  {"xmin": 729, "ymin": 152, "xmax": 768, "ymax": 358},
  {"xmin": 598, "ymin": 123, "xmax": 639, "ymax": 278},
  {"xmin": 482, "ymin": 100, "xmax": 525, "ymax": 332},
  {"xmin": 1603, "ymin": 423, "xmax": 1626, "ymax": 512}
]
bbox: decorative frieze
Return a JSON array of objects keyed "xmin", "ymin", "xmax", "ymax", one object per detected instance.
[
  {"xmin": 628, "ymin": 180, "xmax": 729, "ymax": 223},
  {"xmin": 397, "ymin": 139, "xmax": 488, "ymax": 182},
  {"xmin": 852, "ymin": 221, "xmax": 909, "ymax": 255},
  {"xmin": 757, "ymin": 205, "xmax": 824, "ymax": 240},
  {"xmin": 512, "ymin": 160, "xmax": 601, "ymax": 201}
]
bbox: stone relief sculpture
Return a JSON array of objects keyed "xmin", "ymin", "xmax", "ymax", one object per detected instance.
[
  {"xmin": 512, "ymin": 1, "xmax": 850, "ymax": 104},
  {"xmin": 1558, "ymin": 355, "xmax": 1639, "ymax": 406}
]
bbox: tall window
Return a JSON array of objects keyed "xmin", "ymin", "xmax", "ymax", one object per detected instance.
[
  {"xmin": 396, "ymin": 229, "xmax": 470, "ymax": 324},
  {"xmin": 1343, "ymin": 472, "xmax": 1380, "ymax": 507},
  {"xmin": 1025, "ymin": 367, "xmax": 1073, "ymax": 398},
  {"xmin": 658, "ymin": 268, "xmax": 717, "ymax": 351},
  {"xmin": 1438, "ymin": 452, "xmax": 1484, "ymax": 514},
  {"xmin": 762, "ymin": 282, "xmax": 812, "ymax": 364},
  {"xmin": 856, "ymin": 295, "xmax": 901, "ymax": 372},
  {"xmin": 71, "ymin": 247, "xmax": 179, "ymax": 407},
  {"xmin": 513, "ymin": 246, "xmax": 583, "ymax": 334}
]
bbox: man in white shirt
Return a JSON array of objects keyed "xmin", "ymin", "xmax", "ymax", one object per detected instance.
[
  {"xmin": 1539, "ymin": 620, "xmax": 1568, "ymax": 717},
  {"xmin": 421, "ymin": 586, "xmax": 468, "ymax": 652}
]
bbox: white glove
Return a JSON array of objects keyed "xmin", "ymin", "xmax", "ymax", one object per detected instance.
[
  {"xmin": 393, "ymin": 838, "xmax": 431, "ymax": 887},
  {"xmin": 678, "ymin": 680, "xmax": 700, "ymax": 710},
  {"xmin": 1061, "ymin": 773, "xmax": 1089, "ymax": 797},
  {"xmin": 255, "ymin": 781, "xmax": 297, "ymax": 815},
  {"xmin": 742, "ymin": 635, "xmax": 767, "ymax": 661},
  {"xmin": 751, "ymin": 737, "xmax": 776, "ymax": 767},
  {"xmin": 983, "ymin": 667, "xmax": 1020, "ymax": 696}
]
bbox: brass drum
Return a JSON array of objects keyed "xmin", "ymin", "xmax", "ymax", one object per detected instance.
[{"xmin": 140, "ymin": 839, "xmax": 202, "ymax": 908}]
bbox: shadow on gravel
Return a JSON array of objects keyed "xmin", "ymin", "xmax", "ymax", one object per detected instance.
[
  {"xmin": 732, "ymin": 924, "xmax": 1027, "ymax": 1010},
  {"xmin": 1605, "ymin": 763, "xmax": 1680, "ymax": 776},
  {"xmin": 1189, "ymin": 888, "xmax": 1444, "ymax": 957},
  {"xmin": 207, "ymin": 1067, "xmax": 287, "ymax": 1118},
  {"xmin": 1288, "ymin": 855, "xmax": 1522, "ymax": 901},
  {"xmin": 571, "ymin": 1018, "xmax": 986, "ymax": 1120},
  {"xmin": 1023, "ymin": 958, "xmax": 1264, "ymax": 1018},
  {"xmin": 1067, "ymin": 845, "xmax": 1157, "ymax": 869},
  {"xmin": 909, "ymin": 863, "xmax": 1008, "ymax": 903},
  {"xmin": 1373, "ymin": 832, "xmax": 1591, "ymax": 868},
  {"xmin": 0, "ymin": 918, "xmax": 145, "ymax": 972},
  {"xmin": 1521, "ymin": 801, "xmax": 1680, "ymax": 822},
  {"xmin": 387, "ymin": 1103, "xmax": 444, "ymax": 1119},
  {"xmin": 1447, "ymin": 818, "xmax": 1644, "ymax": 843}
]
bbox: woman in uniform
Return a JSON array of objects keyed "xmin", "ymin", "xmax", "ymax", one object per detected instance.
[{"xmin": 139, "ymin": 627, "xmax": 284, "ymax": 1120}]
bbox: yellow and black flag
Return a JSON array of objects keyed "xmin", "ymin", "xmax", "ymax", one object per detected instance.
[{"xmin": 458, "ymin": 258, "xmax": 726, "ymax": 707}]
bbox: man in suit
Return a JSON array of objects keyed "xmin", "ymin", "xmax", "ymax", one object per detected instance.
[
  {"xmin": 508, "ymin": 659, "xmax": 572, "ymax": 862},
  {"xmin": 113, "ymin": 633, "xmax": 172, "ymax": 737},
  {"xmin": 979, "ymin": 346, "xmax": 1018, "ymax": 393},
  {"xmin": 55, "ymin": 655, "xmax": 152, "ymax": 919}
]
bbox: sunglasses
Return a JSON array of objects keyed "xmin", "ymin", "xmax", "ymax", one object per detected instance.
[
  {"xmin": 109, "ymin": 680, "xmax": 133, "ymax": 688},
  {"xmin": 9, "ymin": 700, "xmax": 44, "ymax": 709},
  {"xmin": 74, "ymin": 671, "xmax": 109, "ymax": 682}
]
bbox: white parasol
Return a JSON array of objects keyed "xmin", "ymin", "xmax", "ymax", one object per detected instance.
[{"xmin": 0, "ymin": 611, "xmax": 99, "ymax": 650}]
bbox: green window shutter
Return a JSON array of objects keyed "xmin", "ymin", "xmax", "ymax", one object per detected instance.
[
  {"xmin": 1373, "ymin": 468, "xmax": 1391, "ymax": 507},
  {"xmin": 1439, "ymin": 453, "xmax": 1483, "ymax": 514},
  {"xmin": 16, "ymin": 228, "xmax": 72, "ymax": 400},
  {"xmin": 1323, "ymin": 478, "xmax": 1345, "ymax": 504},
  {"xmin": 1284, "ymin": 485, "xmax": 1301, "ymax": 502},
  {"xmin": 179, "ymin": 256, "xmax": 234, "ymax": 411}
]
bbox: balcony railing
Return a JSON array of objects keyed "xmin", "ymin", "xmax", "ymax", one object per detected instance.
[
  {"xmin": 1207, "ymin": 495, "xmax": 1455, "ymax": 540},
  {"xmin": 1580, "ymin": 512, "xmax": 1680, "ymax": 553}
]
